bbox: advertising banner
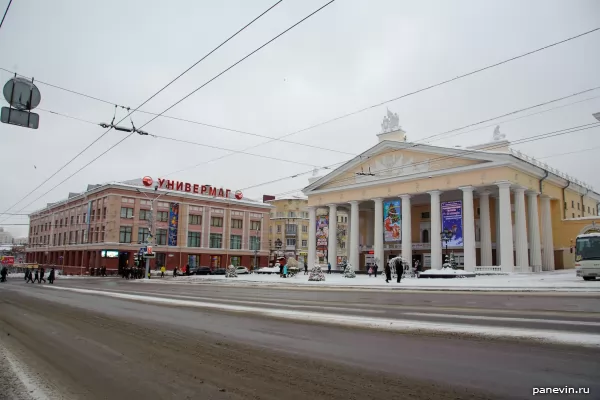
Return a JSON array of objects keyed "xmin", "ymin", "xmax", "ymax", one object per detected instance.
[
  {"xmin": 441, "ymin": 200, "xmax": 463, "ymax": 246},
  {"xmin": 168, "ymin": 203, "xmax": 179, "ymax": 246},
  {"xmin": 316, "ymin": 215, "xmax": 329, "ymax": 252},
  {"xmin": 1, "ymin": 256, "xmax": 14, "ymax": 265},
  {"xmin": 383, "ymin": 200, "xmax": 401, "ymax": 242}
]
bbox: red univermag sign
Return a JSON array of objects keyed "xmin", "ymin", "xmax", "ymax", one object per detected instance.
[
  {"xmin": 157, "ymin": 178, "xmax": 232, "ymax": 199},
  {"xmin": 1, "ymin": 256, "xmax": 14, "ymax": 265}
]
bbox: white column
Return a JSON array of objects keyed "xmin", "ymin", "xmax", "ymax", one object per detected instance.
[
  {"xmin": 400, "ymin": 195, "xmax": 412, "ymax": 267},
  {"xmin": 308, "ymin": 206, "xmax": 317, "ymax": 265},
  {"xmin": 327, "ymin": 204, "xmax": 337, "ymax": 268},
  {"xmin": 428, "ymin": 191, "xmax": 442, "ymax": 269},
  {"xmin": 460, "ymin": 186, "xmax": 476, "ymax": 271},
  {"xmin": 540, "ymin": 195, "xmax": 555, "ymax": 271},
  {"xmin": 527, "ymin": 191, "xmax": 542, "ymax": 272},
  {"xmin": 493, "ymin": 195, "xmax": 501, "ymax": 266},
  {"xmin": 479, "ymin": 190, "xmax": 493, "ymax": 267},
  {"xmin": 374, "ymin": 198, "xmax": 384, "ymax": 268},
  {"xmin": 497, "ymin": 181, "xmax": 514, "ymax": 272},
  {"xmin": 513, "ymin": 187, "xmax": 529, "ymax": 271},
  {"xmin": 349, "ymin": 201, "xmax": 360, "ymax": 270}
]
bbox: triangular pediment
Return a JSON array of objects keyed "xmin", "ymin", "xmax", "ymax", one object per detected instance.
[{"xmin": 304, "ymin": 141, "xmax": 506, "ymax": 192}]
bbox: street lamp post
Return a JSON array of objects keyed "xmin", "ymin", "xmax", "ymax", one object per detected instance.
[
  {"xmin": 136, "ymin": 188, "xmax": 170, "ymax": 279},
  {"xmin": 441, "ymin": 229, "xmax": 453, "ymax": 265}
]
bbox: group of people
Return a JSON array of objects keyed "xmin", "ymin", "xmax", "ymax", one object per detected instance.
[
  {"xmin": 90, "ymin": 266, "xmax": 108, "ymax": 276},
  {"xmin": 120, "ymin": 266, "xmax": 147, "ymax": 280},
  {"xmin": 24, "ymin": 267, "xmax": 56, "ymax": 284}
]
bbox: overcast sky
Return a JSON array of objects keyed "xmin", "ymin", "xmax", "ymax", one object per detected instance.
[{"xmin": 0, "ymin": 0, "xmax": 599, "ymax": 237}]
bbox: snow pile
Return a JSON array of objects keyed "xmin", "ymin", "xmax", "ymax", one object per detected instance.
[
  {"xmin": 225, "ymin": 265, "xmax": 237, "ymax": 278},
  {"xmin": 419, "ymin": 268, "xmax": 474, "ymax": 277},
  {"xmin": 343, "ymin": 263, "xmax": 356, "ymax": 278},
  {"xmin": 308, "ymin": 264, "xmax": 325, "ymax": 281}
]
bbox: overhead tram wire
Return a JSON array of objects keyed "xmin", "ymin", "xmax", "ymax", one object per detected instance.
[
  {"xmin": 158, "ymin": 26, "xmax": 600, "ymax": 177},
  {"xmin": 238, "ymin": 121, "xmax": 600, "ymax": 195},
  {"xmin": 3, "ymin": 1, "xmax": 337, "ymax": 220},
  {"xmin": 1, "ymin": 66, "xmax": 355, "ymax": 156},
  {"xmin": 0, "ymin": 0, "xmax": 13, "ymax": 31},
  {"xmin": 0, "ymin": 0, "xmax": 284, "ymax": 221}
]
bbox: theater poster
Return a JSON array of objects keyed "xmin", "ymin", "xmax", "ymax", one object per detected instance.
[
  {"xmin": 441, "ymin": 200, "xmax": 463, "ymax": 246},
  {"xmin": 316, "ymin": 215, "xmax": 329, "ymax": 253},
  {"xmin": 383, "ymin": 200, "xmax": 401, "ymax": 242},
  {"xmin": 168, "ymin": 203, "xmax": 179, "ymax": 246}
]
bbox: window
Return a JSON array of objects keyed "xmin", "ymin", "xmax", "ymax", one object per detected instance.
[
  {"xmin": 119, "ymin": 226, "xmax": 132, "ymax": 243},
  {"xmin": 209, "ymin": 233, "xmax": 222, "ymax": 248},
  {"xmin": 421, "ymin": 212, "xmax": 430, "ymax": 219},
  {"xmin": 230, "ymin": 256, "xmax": 241, "ymax": 267},
  {"xmin": 90, "ymin": 209, "xmax": 95, "ymax": 221},
  {"xmin": 103, "ymin": 207, "xmax": 106, "ymax": 219},
  {"xmin": 120, "ymin": 207, "xmax": 134, "ymax": 219},
  {"xmin": 286, "ymin": 238, "xmax": 296, "ymax": 246},
  {"xmin": 572, "ymin": 200, "xmax": 575, "ymax": 208},
  {"xmin": 578, "ymin": 203, "xmax": 580, "ymax": 210},
  {"xmin": 288, "ymin": 211, "xmax": 296, "ymax": 218},
  {"xmin": 422, "ymin": 229, "xmax": 430, "ymax": 243},
  {"xmin": 53, "ymin": 234, "xmax": 56, "ymax": 246},
  {"xmin": 302, "ymin": 225, "xmax": 308, "ymax": 233},
  {"xmin": 250, "ymin": 220, "xmax": 261, "ymax": 231},
  {"xmin": 277, "ymin": 225, "xmax": 281, "ymax": 233},
  {"xmin": 588, "ymin": 206, "xmax": 591, "ymax": 213},
  {"xmin": 211, "ymin": 217, "xmax": 223, "ymax": 227},
  {"xmin": 139, "ymin": 209, "xmax": 151, "ymax": 221},
  {"xmin": 96, "ymin": 209, "xmax": 101, "ymax": 220},
  {"xmin": 156, "ymin": 229, "xmax": 167, "ymax": 245},
  {"xmin": 572, "ymin": 213, "xmax": 575, "ymax": 218},
  {"xmin": 564, "ymin": 201, "xmax": 567, "ymax": 210},
  {"xmin": 230, "ymin": 235, "xmax": 242, "ymax": 249},
  {"xmin": 94, "ymin": 227, "xmax": 99, "ymax": 243},
  {"xmin": 250, "ymin": 236, "xmax": 260, "ymax": 251},
  {"xmin": 286, "ymin": 224, "xmax": 297, "ymax": 235},
  {"xmin": 70, "ymin": 216, "xmax": 74, "ymax": 225},
  {"xmin": 76, "ymin": 215, "xmax": 80, "ymax": 224},
  {"xmin": 187, "ymin": 232, "xmax": 200, "ymax": 247},
  {"xmin": 138, "ymin": 227, "xmax": 150, "ymax": 243},
  {"xmin": 231, "ymin": 219, "xmax": 243, "ymax": 229},
  {"xmin": 59, "ymin": 219, "xmax": 63, "ymax": 228},
  {"xmin": 122, "ymin": 197, "xmax": 135, "ymax": 204},
  {"xmin": 157, "ymin": 211, "xmax": 169, "ymax": 222},
  {"xmin": 302, "ymin": 240, "xmax": 307, "ymax": 247},
  {"xmin": 75, "ymin": 231, "xmax": 79, "ymax": 244},
  {"xmin": 101, "ymin": 226, "xmax": 105, "ymax": 242},
  {"xmin": 81, "ymin": 230, "xmax": 85, "ymax": 243},
  {"xmin": 189, "ymin": 214, "xmax": 202, "ymax": 225}
]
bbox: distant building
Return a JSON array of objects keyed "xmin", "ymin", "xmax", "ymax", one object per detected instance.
[
  {"xmin": 0, "ymin": 228, "xmax": 13, "ymax": 245},
  {"xmin": 26, "ymin": 178, "xmax": 271, "ymax": 273},
  {"xmin": 13, "ymin": 237, "xmax": 28, "ymax": 246},
  {"xmin": 266, "ymin": 196, "xmax": 347, "ymax": 265}
]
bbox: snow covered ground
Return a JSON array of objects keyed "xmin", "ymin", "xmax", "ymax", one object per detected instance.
[{"xmin": 144, "ymin": 269, "xmax": 600, "ymax": 292}]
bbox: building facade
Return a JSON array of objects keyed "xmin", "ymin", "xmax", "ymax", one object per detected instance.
[
  {"xmin": 266, "ymin": 196, "xmax": 348, "ymax": 265},
  {"xmin": 26, "ymin": 178, "xmax": 271, "ymax": 273},
  {"xmin": 303, "ymin": 128, "xmax": 600, "ymax": 273},
  {"xmin": 0, "ymin": 228, "xmax": 14, "ymax": 245}
]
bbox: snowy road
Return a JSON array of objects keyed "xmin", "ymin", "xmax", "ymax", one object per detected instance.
[{"xmin": 1, "ymin": 278, "xmax": 599, "ymax": 399}]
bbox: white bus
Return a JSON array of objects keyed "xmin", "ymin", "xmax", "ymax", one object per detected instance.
[{"xmin": 575, "ymin": 232, "xmax": 600, "ymax": 281}]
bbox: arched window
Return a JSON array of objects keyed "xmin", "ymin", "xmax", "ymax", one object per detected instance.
[{"xmin": 422, "ymin": 229, "xmax": 429, "ymax": 243}]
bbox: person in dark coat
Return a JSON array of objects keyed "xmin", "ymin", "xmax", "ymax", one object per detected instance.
[
  {"xmin": 39, "ymin": 267, "xmax": 46, "ymax": 283},
  {"xmin": 33, "ymin": 268, "xmax": 40, "ymax": 283},
  {"xmin": 373, "ymin": 263, "xmax": 379, "ymax": 277},
  {"xmin": 185, "ymin": 264, "xmax": 190, "ymax": 276},
  {"xmin": 26, "ymin": 269, "xmax": 34, "ymax": 283},
  {"xmin": 327, "ymin": 262, "xmax": 331, "ymax": 274},
  {"xmin": 304, "ymin": 262, "xmax": 308, "ymax": 275},
  {"xmin": 173, "ymin": 266, "xmax": 178, "ymax": 278},
  {"xmin": 0, "ymin": 266, "xmax": 7, "ymax": 282},
  {"xmin": 384, "ymin": 262, "xmax": 391, "ymax": 283},
  {"xmin": 24, "ymin": 269, "xmax": 29, "ymax": 281},
  {"xmin": 48, "ymin": 268, "xmax": 56, "ymax": 284}
]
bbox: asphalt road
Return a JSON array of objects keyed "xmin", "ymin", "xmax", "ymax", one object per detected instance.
[{"xmin": 1, "ymin": 277, "xmax": 599, "ymax": 400}]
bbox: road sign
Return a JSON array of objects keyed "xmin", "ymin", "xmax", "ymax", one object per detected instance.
[
  {"xmin": 1, "ymin": 107, "xmax": 39, "ymax": 129},
  {"xmin": 3, "ymin": 77, "xmax": 41, "ymax": 110}
]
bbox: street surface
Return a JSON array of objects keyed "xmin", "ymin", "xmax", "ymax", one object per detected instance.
[{"xmin": 1, "ymin": 276, "xmax": 599, "ymax": 399}]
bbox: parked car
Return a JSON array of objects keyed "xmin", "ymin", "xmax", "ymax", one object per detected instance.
[
  {"xmin": 213, "ymin": 268, "xmax": 226, "ymax": 275},
  {"xmin": 236, "ymin": 266, "xmax": 249, "ymax": 274},
  {"xmin": 256, "ymin": 266, "xmax": 280, "ymax": 274},
  {"xmin": 194, "ymin": 267, "xmax": 212, "ymax": 275}
]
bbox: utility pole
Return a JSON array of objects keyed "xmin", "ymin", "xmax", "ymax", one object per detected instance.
[{"xmin": 137, "ymin": 189, "xmax": 169, "ymax": 279}]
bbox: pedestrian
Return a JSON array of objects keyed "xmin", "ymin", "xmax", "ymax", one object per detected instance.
[
  {"xmin": 33, "ymin": 268, "xmax": 40, "ymax": 283},
  {"xmin": 327, "ymin": 262, "xmax": 331, "ymax": 274},
  {"xmin": 304, "ymin": 262, "xmax": 308, "ymax": 275},
  {"xmin": 26, "ymin": 269, "xmax": 34, "ymax": 283},
  {"xmin": 368, "ymin": 266, "xmax": 373, "ymax": 277},
  {"xmin": 160, "ymin": 265, "xmax": 166, "ymax": 278},
  {"xmin": 283, "ymin": 264, "xmax": 288, "ymax": 278},
  {"xmin": 185, "ymin": 264, "xmax": 190, "ymax": 276},
  {"xmin": 384, "ymin": 262, "xmax": 391, "ymax": 283},
  {"xmin": 278, "ymin": 262, "xmax": 283, "ymax": 277},
  {"xmin": 48, "ymin": 268, "xmax": 55, "ymax": 284},
  {"xmin": 0, "ymin": 266, "xmax": 7, "ymax": 282},
  {"xmin": 173, "ymin": 266, "xmax": 178, "ymax": 278},
  {"xmin": 397, "ymin": 262, "xmax": 403, "ymax": 283},
  {"xmin": 24, "ymin": 269, "xmax": 29, "ymax": 281},
  {"xmin": 373, "ymin": 263, "xmax": 378, "ymax": 277},
  {"xmin": 39, "ymin": 267, "xmax": 47, "ymax": 283}
]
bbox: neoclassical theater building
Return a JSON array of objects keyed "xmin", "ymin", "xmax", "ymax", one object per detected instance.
[{"xmin": 303, "ymin": 124, "xmax": 600, "ymax": 273}]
